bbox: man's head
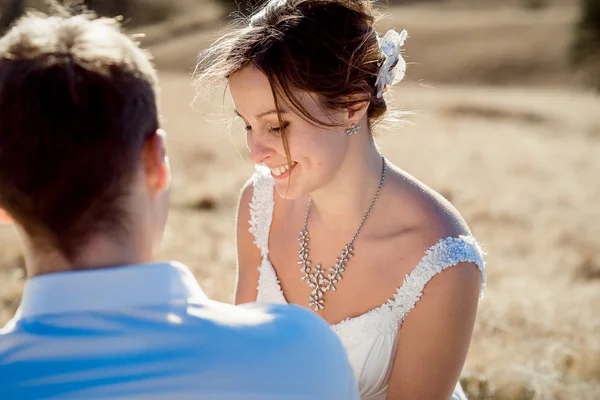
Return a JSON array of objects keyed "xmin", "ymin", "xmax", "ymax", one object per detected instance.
[{"xmin": 0, "ymin": 6, "xmax": 170, "ymax": 272}]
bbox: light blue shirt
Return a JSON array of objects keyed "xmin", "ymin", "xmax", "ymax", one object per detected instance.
[{"xmin": 0, "ymin": 262, "xmax": 358, "ymax": 399}]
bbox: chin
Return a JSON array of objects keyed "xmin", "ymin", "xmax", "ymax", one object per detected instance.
[
  {"xmin": 274, "ymin": 183, "xmax": 299, "ymax": 200},
  {"xmin": 273, "ymin": 180, "xmax": 306, "ymax": 200}
]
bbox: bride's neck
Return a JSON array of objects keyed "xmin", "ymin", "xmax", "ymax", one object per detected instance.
[{"xmin": 307, "ymin": 139, "xmax": 385, "ymax": 231}]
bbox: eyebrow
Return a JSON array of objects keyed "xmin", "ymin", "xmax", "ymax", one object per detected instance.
[{"xmin": 234, "ymin": 109, "xmax": 288, "ymax": 119}]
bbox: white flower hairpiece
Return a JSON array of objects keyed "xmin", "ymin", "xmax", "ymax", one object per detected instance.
[{"xmin": 375, "ymin": 29, "xmax": 408, "ymax": 98}]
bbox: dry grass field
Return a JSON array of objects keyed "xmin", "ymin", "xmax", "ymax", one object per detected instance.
[{"xmin": 1, "ymin": 0, "xmax": 599, "ymax": 399}]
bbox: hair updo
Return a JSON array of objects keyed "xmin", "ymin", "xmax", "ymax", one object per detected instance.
[{"xmin": 195, "ymin": 0, "xmax": 392, "ymax": 127}]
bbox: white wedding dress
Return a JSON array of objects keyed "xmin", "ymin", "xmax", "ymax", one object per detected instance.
[{"xmin": 248, "ymin": 166, "xmax": 486, "ymax": 400}]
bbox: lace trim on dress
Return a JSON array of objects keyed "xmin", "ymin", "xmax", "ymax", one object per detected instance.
[
  {"xmin": 248, "ymin": 165, "xmax": 275, "ymax": 259},
  {"xmin": 249, "ymin": 166, "xmax": 285, "ymax": 300},
  {"xmin": 333, "ymin": 235, "xmax": 486, "ymax": 349},
  {"xmin": 256, "ymin": 257, "xmax": 288, "ymax": 303}
]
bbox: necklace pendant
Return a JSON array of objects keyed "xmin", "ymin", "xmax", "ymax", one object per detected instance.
[
  {"xmin": 297, "ymin": 228, "xmax": 355, "ymax": 311},
  {"xmin": 300, "ymin": 269, "xmax": 311, "ymax": 283},
  {"xmin": 329, "ymin": 266, "xmax": 343, "ymax": 283},
  {"xmin": 306, "ymin": 272, "xmax": 317, "ymax": 288},
  {"xmin": 308, "ymin": 294, "xmax": 325, "ymax": 311}
]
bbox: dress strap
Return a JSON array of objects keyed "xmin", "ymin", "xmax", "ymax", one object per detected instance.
[
  {"xmin": 330, "ymin": 235, "xmax": 486, "ymax": 351},
  {"xmin": 248, "ymin": 165, "xmax": 275, "ymax": 259},
  {"xmin": 390, "ymin": 235, "xmax": 486, "ymax": 325}
]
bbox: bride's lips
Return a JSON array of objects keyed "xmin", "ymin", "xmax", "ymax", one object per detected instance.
[{"xmin": 269, "ymin": 161, "xmax": 298, "ymax": 180}]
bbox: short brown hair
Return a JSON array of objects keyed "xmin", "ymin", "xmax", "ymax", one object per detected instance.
[
  {"xmin": 0, "ymin": 6, "xmax": 160, "ymax": 259},
  {"xmin": 195, "ymin": 0, "xmax": 390, "ymax": 166}
]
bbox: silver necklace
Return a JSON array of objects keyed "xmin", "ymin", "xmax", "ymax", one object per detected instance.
[{"xmin": 298, "ymin": 157, "xmax": 387, "ymax": 311}]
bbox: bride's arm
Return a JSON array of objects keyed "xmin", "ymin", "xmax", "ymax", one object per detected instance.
[
  {"xmin": 386, "ymin": 262, "xmax": 481, "ymax": 400},
  {"xmin": 234, "ymin": 180, "xmax": 262, "ymax": 304}
]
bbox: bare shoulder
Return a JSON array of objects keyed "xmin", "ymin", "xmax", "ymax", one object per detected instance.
[
  {"xmin": 372, "ymin": 163, "xmax": 483, "ymax": 292},
  {"xmin": 238, "ymin": 176, "xmax": 255, "ymax": 207},
  {"xmin": 235, "ymin": 176, "xmax": 261, "ymax": 304},
  {"xmin": 384, "ymin": 163, "xmax": 473, "ymax": 244},
  {"xmin": 236, "ymin": 176, "xmax": 256, "ymax": 232}
]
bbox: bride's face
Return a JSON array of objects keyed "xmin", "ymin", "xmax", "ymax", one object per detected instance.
[{"xmin": 229, "ymin": 65, "xmax": 350, "ymax": 200}]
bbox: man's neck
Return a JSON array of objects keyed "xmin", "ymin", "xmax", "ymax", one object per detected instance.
[{"xmin": 19, "ymin": 230, "xmax": 151, "ymax": 278}]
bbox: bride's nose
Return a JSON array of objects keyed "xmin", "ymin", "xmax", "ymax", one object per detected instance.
[{"xmin": 247, "ymin": 131, "xmax": 276, "ymax": 165}]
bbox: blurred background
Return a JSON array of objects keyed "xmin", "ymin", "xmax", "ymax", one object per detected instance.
[{"xmin": 0, "ymin": 0, "xmax": 599, "ymax": 399}]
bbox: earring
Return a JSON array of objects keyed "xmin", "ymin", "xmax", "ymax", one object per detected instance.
[{"xmin": 346, "ymin": 123, "xmax": 361, "ymax": 136}]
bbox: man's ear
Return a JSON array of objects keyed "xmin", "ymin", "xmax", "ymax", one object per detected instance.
[
  {"xmin": 0, "ymin": 208, "xmax": 13, "ymax": 224},
  {"xmin": 142, "ymin": 129, "xmax": 170, "ymax": 194}
]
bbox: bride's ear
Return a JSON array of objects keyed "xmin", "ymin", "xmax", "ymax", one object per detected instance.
[
  {"xmin": 342, "ymin": 92, "xmax": 370, "ymax": 126},
  {"xmin": 0, "ymin": 208, "xmax": 13, "ymax": 224}
]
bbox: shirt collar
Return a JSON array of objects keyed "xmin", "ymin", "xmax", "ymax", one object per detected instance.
[{"xmin": 13, "ymin": 261, "xmax": 207, "ymax": 321}]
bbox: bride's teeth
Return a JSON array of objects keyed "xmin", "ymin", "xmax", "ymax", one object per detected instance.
[{"xmin": 271, "ymin": 162, "xmax": 296, "ymax": 177}]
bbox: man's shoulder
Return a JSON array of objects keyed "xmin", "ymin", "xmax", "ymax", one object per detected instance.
[
  {"xmin": 184, "ymin": 300, "xmax": 348, "ymax": 360},
  {"xmin": 182, "ymin": 300, "xmax": 358, "ymax": 398},
  {"xmin": 185, "ymin": 299, "xmax": 332, "ymax": 337},
  {"xmin": 0, "ymin": 302, "xmax": 359, "ymax": 400},
  {"xmin": 0, "ymin": 301, "xmax": 337, "ymax": 365}
]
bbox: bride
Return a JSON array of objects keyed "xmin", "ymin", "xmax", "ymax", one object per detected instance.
[{"xmin": 195, "ymin": 0, "xmax": 486, "ymax": 398}]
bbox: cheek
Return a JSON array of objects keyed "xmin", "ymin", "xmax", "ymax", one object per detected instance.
[{"xmin": 289, "ymin": 126, "xmax": 347, "ymax": 168}]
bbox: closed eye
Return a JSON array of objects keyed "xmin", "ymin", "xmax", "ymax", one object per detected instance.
[{"xmin": 268, "ymin": 122, "xmax": 290, "ymax": 134}]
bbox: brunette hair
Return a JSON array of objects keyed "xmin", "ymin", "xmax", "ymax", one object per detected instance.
[{"xmin": 0, "ymin": 5, "xmax": 160, "ymax": 259}]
